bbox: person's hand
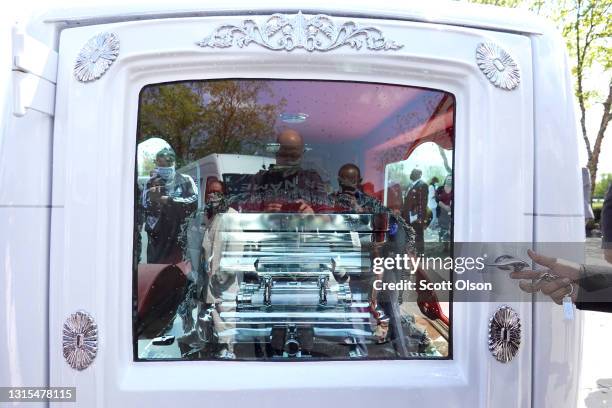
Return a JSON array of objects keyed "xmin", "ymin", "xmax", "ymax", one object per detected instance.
[
  {"xmin": 149, "ymin": 186, "xmax": 162, "ymax": 203},
  {"xmin": 509, "ymin": 249, "xmax": 580, "ymax": 305},
  {"xmin": 296, "ymin": 199, "xmax": 314, "ymax": 214}
]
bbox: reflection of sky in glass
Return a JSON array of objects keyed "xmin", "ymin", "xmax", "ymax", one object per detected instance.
[
  {"xmin": 139, "ymin": 80, "xmax": 454, "ymax": 194},
  {"xmin": 257, "ymin": 80, "xmax": 429, "ymax": 143},
  {"xmin": 255, "ymin": 80, "xmax": 453, "ymax": 192}
]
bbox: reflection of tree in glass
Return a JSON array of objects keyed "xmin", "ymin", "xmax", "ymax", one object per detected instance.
[
  {"xmin": 138, "ymin": 81, "xmax": 286, "ymax": 166},
  {"xmin": 437, "ymin": 145, "xmax": 451, "ymax": 174},
  {"xmin": 141, "ymin": 151, "xmax": 157, "ymax": 176}
]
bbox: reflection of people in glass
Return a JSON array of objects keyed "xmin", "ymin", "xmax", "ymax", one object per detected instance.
[
  {"xmin": 335, "ymin": 163, "xmax": 365, "ymax": 210},
  {"xmin": 334, "ymin": 163, "xmax": 416, "ymax": 343},
  {"xmin": 143, "ymin": 147, "xmax": 198, "ymax": 264},
  {"xmin": 134, "ymin": 183, "xmax": 144, "ymax": 264},
  {"xmin": 204, "ymin": 179, "xmax": 227, "ymax": 222},
  {"xmin": 238, "ymin": 129, "xmax": 328, "ymax": 213},
  {"xmin": 201, "ymin": 183, "xmax": 239, "ymax": 359},
  {"xmin": 403, "ymin": 169, "xmax": 429, "ymax": 255},
  {"xmin": 333, "ymin": 163, "xmax": 414, "ymax": 240},
  {"xmin": 436, "ymin": 175, "xmax": 453, "ymax": 245},
  {"xmin": 179, "ymin": 179, "xmax": 237, "ymax": 359},
  {"xmin": 428, "ymin": 177, "xmax": 440, "ymax": 229}
]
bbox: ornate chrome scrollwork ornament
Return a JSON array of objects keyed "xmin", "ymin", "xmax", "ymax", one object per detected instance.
[
  {"xmin": 62, "ymin": 311, "xmax": 98, "ymax": 370},
  {"xmin": 488, "ymin": 305, "xmax": 521, "ymax": 363},
  {"xmin": 475, "ymin": 42, "xmax": 520, "ymax": 90},
  {"xmin": 197, "ymin": 11, "xmax": 403, "ymax": 52},
  {"xmin": 74, "ymin": 32, "xmax": 120, "ymax": 83}
]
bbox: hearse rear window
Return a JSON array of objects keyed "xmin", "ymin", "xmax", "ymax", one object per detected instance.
[{"xmin": 134, "ymin": 79, "xmax": 455, "ymax": 361}]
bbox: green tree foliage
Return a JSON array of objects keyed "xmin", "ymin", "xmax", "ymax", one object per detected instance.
[
  {"xmin": 464, "ymin": 0, "xmax": 611, "ymax": 196},
  {"xmin": 594, "ymin": 172, "xmax": 612, "ymax": 197},
  {"xmin": 467, "ymin": 0, "xmax": 523, "ymax": 6},
  {"xmin": 138, "ymin": 81, "xmax": 286, "ymax": 167},
  {"xmin": 141, "ymin": 150, "xmax": 157, "ymax": 176},
  {"xmin": 139, "ymin": 84, "xmax": 203, "ymax": 166},
  {"xmin": 558, "ymin": 0, "xmax": 611, "ymax": 193}
]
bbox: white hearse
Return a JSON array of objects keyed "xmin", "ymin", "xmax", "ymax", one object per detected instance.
[{"xmin": 0, "ymin": 1, "xmax": 585, "ymax": 407}]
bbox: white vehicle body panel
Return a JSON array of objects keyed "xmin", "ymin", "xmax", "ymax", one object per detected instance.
[
  {"xmin": 181, "ymin": 153, "xmax": 276, "ymax": 187},
  {"xmin": 0, "ymin": 2, "xmax": 585, "ymax": 408},
  {"xmin": 50, "ymin": 14, "xmax": 535, "ymax": 408}
]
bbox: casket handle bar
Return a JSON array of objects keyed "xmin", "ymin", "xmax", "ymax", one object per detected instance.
[
  {"xmin": 487, "ymin": 255, "xmax": 530, "ymax": 272},
  {"xmin": 263, "ymin": 275, "xmax": 272, "ymax": 306},
  {"xmin": 318, "ymin": 275, "xmax": 329, "ymax": 305},
  {"xmin": 253, "ymin": 258, "xmax": 337, "ymax": 273},
  {"xmin": 152, "ymin": 335, "xmax": 175, "ymax": 346}
]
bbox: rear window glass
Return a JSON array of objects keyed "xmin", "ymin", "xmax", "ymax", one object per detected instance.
[{"xmin": 134, "ymin": 79, "xmax": 454, "ymax": 361}]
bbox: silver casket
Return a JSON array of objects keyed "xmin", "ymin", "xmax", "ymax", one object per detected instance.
[{"xmin": 198, "ymin": 212, "xmax": 387, "ymax": 358}]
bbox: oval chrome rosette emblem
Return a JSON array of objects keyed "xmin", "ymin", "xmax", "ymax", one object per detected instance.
[
  {"xmin": 488, "ymin": 305, "xmax": 521, "ymax": 363},
  {"xmin": 475, "ymin": 42, "xmax": 520, "ymax": 90},
  {"xmin": 62, "ymin": 311, "xmax": 98, "ymax": 370},
  {"xmin": 74, "ymin": 32, "xmax": 120, "ymax": 83}
]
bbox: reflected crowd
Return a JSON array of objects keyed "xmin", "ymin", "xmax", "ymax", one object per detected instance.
[{"xmin": 133, "ymin": 79, "xmax": 455, "ymax": 361}]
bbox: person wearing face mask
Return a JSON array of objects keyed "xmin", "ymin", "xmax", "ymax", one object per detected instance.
[
  {"xmin": 333, "ymin": 163, "xmax": 417, "ymax": 343},
  {"xmin": 204, "ymin": 180, "xmax": 228, "ymax": 222},
  {"xmin": 143, "ymin": 147, "xmax": 199, "ymax": 264},
  {"xmin": 334, "ymin": 163, "xmax": 364, "ymax": 210},
  {"xmin": 236, "ymin": 129, "xmax": 330, "ymax": 213},
  {"xmin": 333, "ymin": 163, "xmax": 414, "ymax": 245},
  {"xmin": 176, "ymin": 179, "xmax": 241, "ymax": 359}
]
